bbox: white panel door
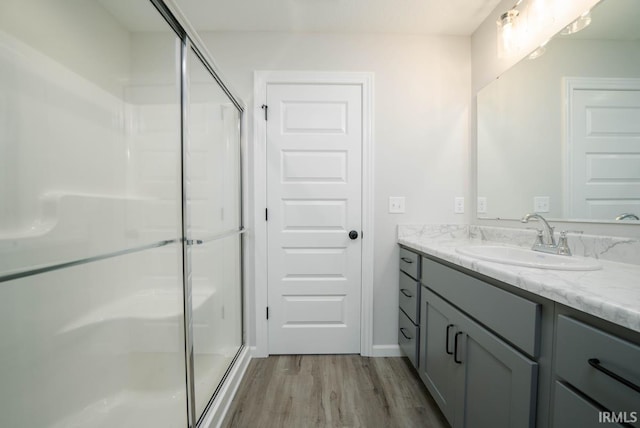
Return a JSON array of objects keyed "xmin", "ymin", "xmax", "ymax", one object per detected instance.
[
  {"xmin": 569, "ymin": 88, "xmax": 640, "ymax": 219},
  {"xmin": 267, "ymin": 83, "xmax": 362, "ymax": 354}
]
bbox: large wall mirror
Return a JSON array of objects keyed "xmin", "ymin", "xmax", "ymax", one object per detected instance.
[{"xmin": 477, "ymin": 0, "xmax": 640, "ymax": 224}]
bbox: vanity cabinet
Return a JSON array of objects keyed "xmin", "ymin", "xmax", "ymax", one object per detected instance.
[
  {"xmin": 419, "ymin": 255, "xmax": 540, "ymax": 428},
  {"xmin": 399, "ymin": 243, "xmax": 640, "ymax": 428},
  {"xmin": 552, "ymin": 315, "xmax": 640, "ymax": 428},
  {"xmin": 398, "ymin": 247, "xmax": 421, "ymax": 368}
]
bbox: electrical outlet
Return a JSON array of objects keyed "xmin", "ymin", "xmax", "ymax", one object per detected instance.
[
  {"xmin": 477, "ymin": 197, "xmax": 487, "ymax": 214},
  {"xmin": 534, "ymin": 196, "xmax": 550, "ymax": 213},
  {"xmin": 454, "ymin": 197, "xmax": 465, "ymax": 214},
  {"xmin": 389, "ymin": 196, "xmax": 406, "ymax": 214}
]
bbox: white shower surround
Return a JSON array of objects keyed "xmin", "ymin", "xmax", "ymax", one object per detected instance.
[{"xmin": 0, "ymin": 6, "xmax": 243, "ymax": 427}]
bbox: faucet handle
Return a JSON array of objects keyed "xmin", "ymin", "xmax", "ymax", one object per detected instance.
[
  {"xmin": 534, "ymin": 229, "xmax": 544, "ymax": 246},
  {"xmin": 556, "ymin": 230, "xmax": 582, "ymax": 256}
]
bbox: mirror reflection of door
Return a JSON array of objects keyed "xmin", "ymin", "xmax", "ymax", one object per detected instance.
[{"xmin": 565, "ymin": 78, "xmax": 640, "ymax": 220}]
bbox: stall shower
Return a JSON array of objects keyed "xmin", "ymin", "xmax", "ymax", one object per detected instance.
[{"xmin": 0, "ymin": 0, "xmax": 244, "ymax": 426}]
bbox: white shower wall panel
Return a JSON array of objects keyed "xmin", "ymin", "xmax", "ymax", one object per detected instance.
[
  {"xmin": 0, "ymin": 29, "xmax": 183, "ymax": 275},
  {"xmin": 0, "ymin": 31, "xmax": 128, "ymax": 232}
]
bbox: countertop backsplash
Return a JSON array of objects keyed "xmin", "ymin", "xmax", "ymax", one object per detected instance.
[
  {"xmin": 398, "ymin": 224, "xmax": 640, "ymax": 266},
  {"xmin": 397, "ymin": 224, "xmax": 470, "ymax": 242},
  {"xmin": 397, "ymin": 223, "xmax": 640, "ymax": 333}
]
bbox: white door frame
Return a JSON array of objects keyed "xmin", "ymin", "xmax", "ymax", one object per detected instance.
[
  {"xmin": 563, "ymin": 77, "xmax": 640, "ymax": 217},
  {"xmin": 252, "ymin": 71, "xmax": 374, "ymax": 357}
]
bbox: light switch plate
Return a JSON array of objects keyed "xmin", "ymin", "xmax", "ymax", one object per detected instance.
[
  {"xmin": 389, "ymin": 196, "xmax": 406, "ymax": 214},
  {"xmin": 534, "ymin": 196, "xmax": 550, "ymax": 213},
  {"xmin": 454, "ymin": 197, "xmax": 464, "ymax": 214},
  {"xmin": 477, "ymin": 197, "xmax": 487, "ymax": 214}
]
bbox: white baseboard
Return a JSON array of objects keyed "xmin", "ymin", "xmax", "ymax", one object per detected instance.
[
  {"xmin": 201, "ymin": 346, "xmax": 252, "ymax": 428},
  {"xmin": 371, "ymin": 344, "xmax": 403, "ymax": 357},
  {"xmin": 250, "ymin": 345, "xmax": 268, "ymax": 358}
]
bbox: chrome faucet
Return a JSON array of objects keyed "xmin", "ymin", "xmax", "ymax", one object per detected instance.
[
  {"xmin": 521, "ymin": 213, "xmax": 556, "ymax": 248},
  {"xmin": 521, "ymin": 213, "xmax": 581, "ymax": 256}
]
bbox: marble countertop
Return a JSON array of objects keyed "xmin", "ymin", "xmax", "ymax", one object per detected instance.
[{"xmin": 398, "ymin": 225, "xmax": 640, "ymax": 333}]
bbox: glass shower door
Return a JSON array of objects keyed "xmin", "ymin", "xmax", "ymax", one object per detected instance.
[
  {"xmin": 1, "ymin": 1, "xmax": 245, "ymax": 426},
  {"xmin": 184, "ymin": 46, "xmax": 244, "ymax": 422},
  {"xmin": 0, "ymin": 0, "xmax": 188, "ymax": 426}
]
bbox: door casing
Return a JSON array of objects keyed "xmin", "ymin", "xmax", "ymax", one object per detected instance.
[{"xmin": 252, "ymin": 71, "xmax": 374, "ymax": 357}]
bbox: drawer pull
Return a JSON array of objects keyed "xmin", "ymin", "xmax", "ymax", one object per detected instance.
[
  {"xmin": 400, "ymin": 328, "xmax": 412, "ymax": 340},
  {"xmin": 454, "ymin": 332, "xmax": 464, "ymax": 364},
  {"xmin": 401, "ymin": 257, "xmax": 414, "ymax": 264},
  {"xmin": 588, "ymin": 358, "xmax": 640, "ymax": 393},
  {"xmin": 445, "ymin": 324, "xmax": 455, "ymax": 355},
  {"xmin": 400, "ymin": 288, "xmax": 413, "ymax": 298}
]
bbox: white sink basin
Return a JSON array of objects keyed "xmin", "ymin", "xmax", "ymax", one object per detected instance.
[{"xmin": 456, "ymin": 245, "xmax": 602, "ymax": 271}]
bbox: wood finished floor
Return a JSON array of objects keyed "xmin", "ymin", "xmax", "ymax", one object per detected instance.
[{"xmin": 222, "ymin": 355, "xmax": 449, "ymax": 428}]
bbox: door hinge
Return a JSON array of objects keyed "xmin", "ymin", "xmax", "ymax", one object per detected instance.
[
  {"xmin": 265, "ymin": 208, "xmax": 268, "ymax": 221},
  {"xmin": 266, "ymin": 306, "xmax": 269, "ymax": 320},
  {"xmin": 261, "ymin": 104, "xmax": 268, "ymax": 121}
]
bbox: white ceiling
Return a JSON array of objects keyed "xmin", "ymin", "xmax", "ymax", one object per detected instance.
[
  {"xmin": 102, "ymin": 0, "xmax": 503, "ymax": 35},
  {"xmin": 176, "ymin": 0, "xmax": 503, "ymax": 35}
]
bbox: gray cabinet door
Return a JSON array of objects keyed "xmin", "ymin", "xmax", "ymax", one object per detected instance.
[
  {"xmin": 420, "ymin": 287, "xmax": 459, "ymax": 425},
  {"xmin": 422, "ymin": 288, "xmax": 538, "ymax": 428},
  {"xmin": 455, "ymin": 306, "xmax": 538, "ymax": 428}
]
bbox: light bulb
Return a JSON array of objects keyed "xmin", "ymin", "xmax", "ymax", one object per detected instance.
[
  {"xmin": 560, "ymin": 10, "xmax": 592, "ymax": 35},
  {"xmin": 497, "ymin": 8, "xmax": 520, "ymax": 57}
]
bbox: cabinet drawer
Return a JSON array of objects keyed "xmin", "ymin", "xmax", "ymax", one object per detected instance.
[
  {"xmin": 553, "ymin": 382, "xmax": 625, "ymax": 428},
  {"xmin": 556, "ymin": 315, "xmax": 640, "ymax": 422},
  {"xmin": 421, "ymin": 257, "xmax": 540, "ymax": 358},
  {"xmin": 399, "ymin": 271, "xmax": 420, "ymax": 325},
  {"xmin": 399, "ymin": 309, "xmax": 419, "ymax": 368},
  {"xmin": 399, "ymin": 247, "xmax": 419, "ymax": 280}
]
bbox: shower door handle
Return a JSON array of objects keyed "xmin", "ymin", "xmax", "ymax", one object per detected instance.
[{"xmin": 186, "ymin": 239, "xmax": 204, "ymax": 246}]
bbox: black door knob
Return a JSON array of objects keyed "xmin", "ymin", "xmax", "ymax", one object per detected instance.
[{"xmin": 349, "ymin": 230, "xmax": 359, "ymax": 240}]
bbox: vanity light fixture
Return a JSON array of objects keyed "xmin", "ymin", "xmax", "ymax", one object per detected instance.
[
  {"xmin": 496, "ymin": 0, "xmax": 568, "ymax": 59},
  {"xmin": 528, "ymin": 0, "xmax": 552, "ymax": 29},
  {"xmin": 497, "ymin": 6, "xmax": 521, "ymax": 57},
  {"xmin": 559, "ymin": 10, "xmax": 592, "ymax": 35}
]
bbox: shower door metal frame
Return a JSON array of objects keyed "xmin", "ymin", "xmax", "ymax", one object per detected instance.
[
  {"xmin": 150, "ymin": 1, "xmax": 246, "ymax": 426},
  {"xmin": 180, "ymin": 37, "xmax": 198, "ymax": 428},
  {"xmin": 184, "ymin": 43, "xmax": 246, "ymax": 427}
]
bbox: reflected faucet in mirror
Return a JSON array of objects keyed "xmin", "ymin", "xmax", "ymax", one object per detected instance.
[{"xmin": 616, "ymin": 213, "xmax": 639, "ymax": 221}]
